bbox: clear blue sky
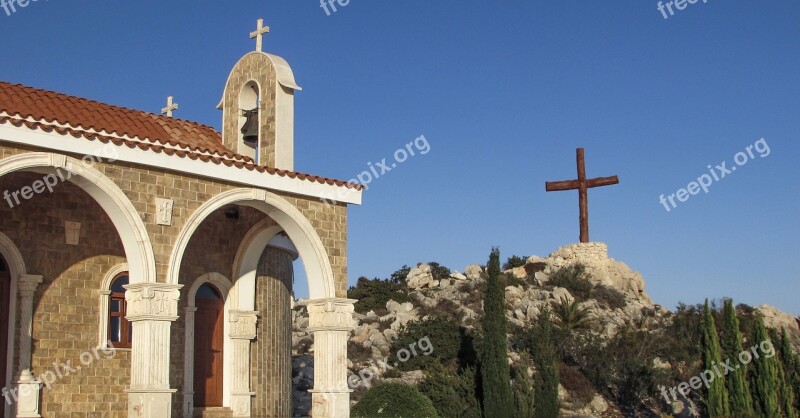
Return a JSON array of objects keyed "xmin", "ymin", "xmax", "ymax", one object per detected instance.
[{"xmin": 3, "ymin": 1, "xmax": 798, "ymax": 313}]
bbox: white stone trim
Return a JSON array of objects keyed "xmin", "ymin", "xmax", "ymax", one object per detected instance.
[
  {"xmin": 0, "ymin": 124, "xmax": 362, "ymax": 205},
  {"xmin": 0, "ymin": 231, "xmax": 23, "ymax": 418},
  {"xmin": 230, "ymin": 219, "xmax": 283, "ymax": 311},
  {"xmin": 0, "ymin": 152, "xmax": 157, "ymax": 284},
  {"xmin": 97, "ymin": 263, "xmax": 129, "ymax": 349},
  {"xmin": 167, "ymin": 188, "xmax": 337, "ymax": 299},
  {"xmin": 182, "ymin": 273, "xmax": 233, "ymax": 417}
]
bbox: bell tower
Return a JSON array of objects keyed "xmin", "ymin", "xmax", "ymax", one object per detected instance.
[{"xmin": 218, "ymin": 19, "xmax": 302, "ymax": 170}]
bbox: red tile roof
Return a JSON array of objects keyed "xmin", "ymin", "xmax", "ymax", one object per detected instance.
[{"xmin": 0, "ymin": 81, "xmax": 362, "ymax": 190}]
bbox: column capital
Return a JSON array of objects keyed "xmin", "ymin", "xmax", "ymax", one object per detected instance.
[
  {"xmin": 301, "ymin": 298, "xmax": 357, "ymax": 332},
  {"xmin": 18, "ymin": 275, "xmax": 43, "ymax": 296},
  {"xmin": 229, "ymin": 310, "xmax": 259, "ymax": 340},
  {"xmin": 124, "ymin": 283, "xmax": 183, "ymax": 322}
]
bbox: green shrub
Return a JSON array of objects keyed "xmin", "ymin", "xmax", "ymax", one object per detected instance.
[
  {"xmin": 428, "ymin": 262, "xmax": 452, "ymax": 281},
  {"xmin": 418, "ymin": 367, "xmax": 481, "ymax": 418},
  {"xmin": 592, "ymin": 285, "xmax": 627, "ymax": 310},
  {"xmin": 548, "ymin": 264, "xmax": 592, "ymax": 301},
  {"xmin": 389, "ymin": 316, "xmax": 462, "ymax": 371},
  {"xmin": 352, "ymin": 383, "xmax": 439, "ymax": 418},
  {"xmin": 390, "ymin": 265, "xmax": 411, "ymax": 285},
  {"xmin": 348, "ymin": 277, "xmax": 409, "ymax": 314},
  {"xmin": 503, "ymin": 255, "xmax": 527, "ymax": 270}
]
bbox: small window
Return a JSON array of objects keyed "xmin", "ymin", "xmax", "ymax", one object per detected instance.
[{"xmin": 108, "ymin": 273, "xmax": 131, "ymax": 348}]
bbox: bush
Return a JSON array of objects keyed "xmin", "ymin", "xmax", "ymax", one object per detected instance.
[
  {"xmin": 428, "ymin": 262, "xmax": 452, "ymax": 281},
  {"xmin": 389, "ymin": 316, "xmax": 463, "ymax": 371},
  {"xmin": 418, "ymin": 366, "xmax": 482, "ymax": 418},
  {"xmin": 503, "ymin": 255, "xmax": 527, "ymax": 270},
  {"xmin": 559, "ymin": 363, "xmax": 595, "ymax": 404},
  {"xmin": 352, "ymin": 383, "xmax": 440, "ymax": 418},
  {"xmin": 548, "ymin": 264, "xmax": 593, "ymax": 301},
  {"xmin": 592, "ymin": 285, "xmax": 627, "ymax": 310},
  {"xmin": 348, "ymin": 277, "xmax": 409, "ymax": 314},
  {"xmin": 390, "ymin": 265, "xmax": 411, "ymax": 285}
]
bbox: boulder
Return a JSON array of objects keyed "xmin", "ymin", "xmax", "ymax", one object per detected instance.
[
  {"xmin": 465, "ymin": 264, "xmax": 483, "ymax": 281},
  {"xmin": 407, "ymin": 263, "xmax": 435, "ymax": 289}
]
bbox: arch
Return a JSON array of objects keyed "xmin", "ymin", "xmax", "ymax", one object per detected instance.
[
  {"xmin": 0, "ymin": 231, "xmax": 22, "ymax": 417},
  {"xmin": 230, "ymin": 219, "xmax": 283, "ymax": 311},
  {"xmin": 167, "ymin": 188, "xmax": 336, "ymax": 299},
  {"xmin": 183, "ymin": 273, "xmax": 233, "ymax": 417},
  {"xmin": 0, "ymin": 153, "xmax": 156, "ymax": 284},
  {"xmin": 97, "ymin": 263, "xmax": 129, "ymax": 348}
]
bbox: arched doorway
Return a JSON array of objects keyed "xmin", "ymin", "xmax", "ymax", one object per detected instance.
[
  {"xmin": 193, "ymin": 284, "xmax": 225, "ymax": 408},
  {"xmin": 0, "ymin": 255, "xmax": 8, "ymax": 418}
]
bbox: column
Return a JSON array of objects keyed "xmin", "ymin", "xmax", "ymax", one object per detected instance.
[
  {"xmin": 229, "ymin": 310, "xmax": 258, "ymax": 417},
  {"xmin": 16, "ymin": 274, "xmax": 43, "ymax": 418},
  {"xmin": 304, "ymin": 298, "xmax": 356, "ymax": 418},
  {"xmin": 124, "ymin": 283, "xmax": 182, "ymax": 418}
]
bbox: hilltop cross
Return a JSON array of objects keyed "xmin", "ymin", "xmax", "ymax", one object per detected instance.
[
  {"xmin": 546, "ymin": 148, "xmax": 619, "ymax": 243},
  {"xmin": 250, "ymin": 18, "xmax": 270, "ymax": 52},
  {"xmin": 161, "ymin": 96, "xmax": 178, "ymax": 118}
]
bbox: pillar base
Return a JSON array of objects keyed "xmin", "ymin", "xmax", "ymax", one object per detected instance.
[
  {"xmin": 16, "ymin": 370, "xmax": 42, "ymax": 418},
  {"xmin": 126, "ymin": 388, "xmax": 176, "ymax": 418},
  {"xmin": 310, "ymin": 390, "xmax": 352, "ymax": 418},
  {"xmin": 231, "ymin": 392, "xmax": 256, "ymax": 417}
]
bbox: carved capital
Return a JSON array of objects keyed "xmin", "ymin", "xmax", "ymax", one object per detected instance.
[
  {"xmin": 229, "ymin": 310, "xmax": 259, "ymax": 340},
  {"xmin": 18, "ymin": 275, "xmax": 43, "ymax": 297},
  {"xmin": 302, "ymin": 298, "xmax": 357, "ymax": 332},
  {"xmin": 124, "ymin": 283, "xmax": 183, "ymax": 322}
]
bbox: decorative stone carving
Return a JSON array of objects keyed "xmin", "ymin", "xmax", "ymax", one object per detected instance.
[
  {"xmin": 229, "ymin": 310, "xmax": 259, "ymax": 340},
  {"xmin": 156, "ymin": 198, "xmax": 174, "ymax": 226},
  {"xmin": 124, "ymin": 283, "xmax": 181, "ymax": 320},
  {"xmin": 64, "ymin": 221, "xmax": 81, "ymax": 245},
  {"xmin": 306, "ymin": 298, "xmax": 357, "ymax": 331}
]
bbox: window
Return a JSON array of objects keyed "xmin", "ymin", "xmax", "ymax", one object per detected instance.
[{"xmin": 108, "ymin": 273, "xmax": 131, "ymax": 348}]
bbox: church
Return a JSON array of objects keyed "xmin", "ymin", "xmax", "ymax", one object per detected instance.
[{"xmin": 0, "ymin": 19, "xmax": 361, "ymax": 418}]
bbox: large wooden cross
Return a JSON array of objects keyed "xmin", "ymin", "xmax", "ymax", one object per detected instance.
[
  {"xmin": 250, "ymin": 18, "xmax": 270, "ymax": 52},
  {"xmin": 546, "ymin": 148, "xmax": 619, "ymax": 243}
]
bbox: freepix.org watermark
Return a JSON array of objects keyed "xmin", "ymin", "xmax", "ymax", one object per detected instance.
[
  {"xmin": 348, "ymin": 336, "xmax": 434, "ymax": 389},
  {"xmin": 659, "ymin": 138, "xmax": 771, "ymax": 212},
  {"xmin": 2, "ymin": 342, "xmax": 116, "ymax": 405},
  {"xmin": 1, "ymin": 0, "xmax": 44, "ymax": 17},
  {"xmin": 320, "ymin": 0, "xmax": 351, "ymax": 16},
  {"xmin": 659, "ymin": 339, "xmax": 774, "ymax": 404},
  {"xmin": 3, "ymin": 144, "xmax": 119, "ymax": 209},
  {"xmin": 657, "ymin": 0, "xmax": 709, "ymax": 20},
  {"xmin": 321, "ymin": 134, "xmax": 431, "ymax": 206}
]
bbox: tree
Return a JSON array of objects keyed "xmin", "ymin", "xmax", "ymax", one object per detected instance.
[
  {"xmin": 531, "ymin": 308, "xmax": 560, "ymax": 418},
  {"xmin": 720, "ymin": 299, "xmax": 753, "ymax": 415},
  {"xmin": 512, "ymin": 367, "xmax": 535, "ymax": 418},
  {"xmin": 552, "ymin": 295, "xmax": 593, "ymax": 331},
  {"xmin": 479, "ymin": 248, "xmax": 514, "ymax": 417},
  {"xmin": 702, "ymin": 300, "xmax": 730, "ymax": 417},
  {"xmin": 748, "ymin": 315, "xmax": 779, "ymax": 417},
  {"xmin": 774, "ymin": 328, "xmax": 798, "ymax": 418}
]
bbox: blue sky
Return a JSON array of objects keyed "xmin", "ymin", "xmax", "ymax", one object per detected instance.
[{"xmin": 2, "ymin": 1, "xmax": 798, "ymax": 313}]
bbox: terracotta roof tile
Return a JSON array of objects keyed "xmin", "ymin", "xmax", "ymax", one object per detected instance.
[{"xmin": 0, "ymin": 81, "xmax": 363, "ymax": 191}]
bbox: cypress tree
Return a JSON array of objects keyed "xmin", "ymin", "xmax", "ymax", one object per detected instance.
[
  {"xmin": 776, "ymin": 329, "xmax": 798, "ymax": 418},
  {"xmin": 702, "ymin": 300, "xmax": 730, "ymax": 417},
  {"xmin": 512, "ymin": 367, "xmax": 535, "ymax": 418},
  {"xmin": 720, "ymin": 299, "xmax": 753, "ymax": 414},
  {"xmin": 748, "ymin": 315, "xmax": 779, "ymax": 417},
  {"xmin": 531, "ymin": 308, "xmax": 559, "ymax": 418},
  {"xmin": 479, "ymin": 248, "xmax": 514, "ymax": 417}
]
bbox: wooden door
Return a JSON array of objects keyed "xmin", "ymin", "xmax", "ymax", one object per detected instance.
[
  {"xmin": 0, "ymin": 256, "xmax": 9, "ymax": 418},
  {"xmin": 193, "ymin": 284, "xmax": 224, "ymax": 407}
]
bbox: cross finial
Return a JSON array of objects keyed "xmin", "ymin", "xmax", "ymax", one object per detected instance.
[
  {"xmin": 161, "ymin": 96, "xmax": 179, "ymax": 118},
  {"xmin": 250, "ymin": 18, "xmax": 270, "ymax": 52}
]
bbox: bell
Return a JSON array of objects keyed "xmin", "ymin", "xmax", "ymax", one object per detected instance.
[{"xmin": 241, "ymin": 108, "xmax": 259, "ymax": 146}]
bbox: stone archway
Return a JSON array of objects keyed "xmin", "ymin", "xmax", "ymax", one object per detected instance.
[{"xmin": 0, "ymin": 152, "xmax": 157, "ymax": 284}]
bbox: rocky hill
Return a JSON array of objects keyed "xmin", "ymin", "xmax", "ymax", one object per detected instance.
[{"xmin": 291, "ymin": 243, "xmax": 799, "ymax": 417}]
